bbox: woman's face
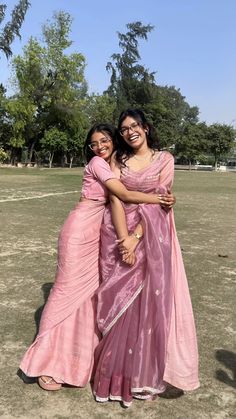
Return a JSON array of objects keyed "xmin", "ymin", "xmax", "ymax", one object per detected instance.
[
  {"xmin": 119, "ymin": 116, "xmax": 147, "ymax": 150},
  {"xmin": 90, "ymin": 131, "xmax": 114, "ymax": 162}
]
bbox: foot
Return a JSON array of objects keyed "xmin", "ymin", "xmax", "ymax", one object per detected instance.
[{"xmin": 38, "ymin": 376, "xmax": 62, "ymax": 391}]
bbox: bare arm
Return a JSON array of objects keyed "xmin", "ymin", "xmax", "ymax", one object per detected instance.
[
  {"xmin": 105, "ymin": 155, "xmax": 175, "ymax": 206},
  {"xmin": 108, "ymin": 155, "xmax": 175, "ymax": 261},
  {"xmin": 105, "ymin": 177, "xmax": 163, "ymax": 204},
  {"xmin": 105, "ymin": 156, "xmax": 162, "ymax": 204},
  {"xmin": 110, "ymin": 194, "xmax": 136, "ymax": 266}
]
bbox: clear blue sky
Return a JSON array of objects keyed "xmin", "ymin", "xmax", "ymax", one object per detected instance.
[{"xmin": 1, "ymin": 0, "xmax": 236, "ymax": 126}]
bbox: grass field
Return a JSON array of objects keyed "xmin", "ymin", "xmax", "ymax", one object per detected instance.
[{"xmin": 0, "ymin": 167, "xmax": 235, "ymax": 419}]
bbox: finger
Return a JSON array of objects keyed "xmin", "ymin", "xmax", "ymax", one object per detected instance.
[
  {"xmin": 118, "ymin": 245, "xmax": 126, "ymax": 251},
  {"xmin": 160, "ymin": 200, "xmax": 169, "ymax": 205},
  {"xmin": 121, "ymin": 250, "xmax": 130, "ymax": 256},
  {"xmin": 124, "ymin": 257, "xmax": 133, "ymax": 265},
  {"xmin": 123, "ymin": 252, "xmax": 132, "ymax": 260},
  {"xmin": 115, "ymin": 238, "xmax": 126, "ymax": 244}
]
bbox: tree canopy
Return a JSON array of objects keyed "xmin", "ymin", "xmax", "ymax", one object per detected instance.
[{"xmin": 0, "ymin": 14, "xmax": 235, "ymax": 167}]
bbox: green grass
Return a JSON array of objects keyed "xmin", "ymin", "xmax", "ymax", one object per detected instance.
[{"xmin": 0, "ymin": 167, "xmax": 235, "ymax": 419}]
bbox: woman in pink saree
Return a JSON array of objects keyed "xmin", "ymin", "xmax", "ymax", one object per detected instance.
[
  {"xmin": 93, "ymin": 109, "xmax": 199, "ymax": 407},
  {"xmin": 19, "ymin": 123, "xmax": 174, "ymax": 391}
]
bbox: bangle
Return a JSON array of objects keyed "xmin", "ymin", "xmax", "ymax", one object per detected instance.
[{"xmin": 133, "ymin": 232, "xmax": 142, "ymax": 240}]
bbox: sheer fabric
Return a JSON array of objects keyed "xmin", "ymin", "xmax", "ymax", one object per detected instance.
[{"xmin": 93, "ymin": 151, "xmax": 199, "ymax": 406}]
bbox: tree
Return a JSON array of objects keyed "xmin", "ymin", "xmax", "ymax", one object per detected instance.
[
  {"xmin": 11, "ymin": 37, "xmax": 47, "ymax": 161},
  {"xmin": 40, "ymin": 128, "xmax": 68, "ymax": 168},
  {"xmin": 206, "ymin": 123, "xmax": 236, "ymax": 169},
  {"xmin": 5, "ymin": 96, "xmax": 36, "ymax": 164},
  {"xmin": 174, "ymin": 122, "xmax": 208, "ymax": 168},
  {"xmin": 84, "ymin": 93, "xmax": 116, "ymax": 126},
  {"xmin": 0, "ymin": 0, "xmax": 30, "ymax": 59},
  {"xmin": 10, "ymin": 11, "xmax": 88, "ymax": 164},
  {"xmin": 145, "ymin": 85, "xmax": 200, "ymax": 149},
  {"xmin": 106, "ymin": 21, "xmax": 155, "ymax": 118},
  {"xmin": 0, "ymin": 83, "xmax": 8, "ymax": 147},
  {"xmin": 105, "ymin": 21, "xmax": 201, "ymax": 146},
  {"xmin": 64, "ymin": 107, "xmax": 89, "ymax": 167}
]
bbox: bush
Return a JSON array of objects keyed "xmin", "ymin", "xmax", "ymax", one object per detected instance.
[{"xmin": 0, "ymin": 147, "xmax": 9, "ymax": 163}]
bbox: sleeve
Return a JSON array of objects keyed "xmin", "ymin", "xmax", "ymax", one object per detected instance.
[
  {"xmin": 88, "ymin": 156, "xmax": 117, "ymax": 184},
  {"xmin": 159, "ymin": 151, "xmax": 174, "ymax": 189}
]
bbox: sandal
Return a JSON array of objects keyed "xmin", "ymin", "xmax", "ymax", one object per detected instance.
[{"xmin": 38, "ymin": 376, "xmax": 62, "ymax": 391}]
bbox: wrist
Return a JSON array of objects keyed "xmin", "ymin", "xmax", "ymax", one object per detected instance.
[
  {"xmin": 132, "ymin": 232, "xmax": 142, "ymax": 241},
  {"xmin": 156, "ymin": 194, "xmax": 161, "ymax": 204}
]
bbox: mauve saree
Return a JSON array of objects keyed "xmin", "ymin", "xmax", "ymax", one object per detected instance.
[{"xmin": 93, "ymin": 151, "xmax": 199, "ymax": 406}]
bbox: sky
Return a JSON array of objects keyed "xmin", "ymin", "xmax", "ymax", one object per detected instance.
[{"xmin": 1, "ymin": 0, "xmax": 236, "ymax": 126}]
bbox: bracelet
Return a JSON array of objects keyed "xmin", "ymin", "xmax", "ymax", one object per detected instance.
[{"xmin": 133, "ymin": 232, "xmax": 142, "ymax": 240}]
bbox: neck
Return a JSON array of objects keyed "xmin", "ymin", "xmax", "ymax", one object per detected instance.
[
  {"xmin": 134, "ymin": 147, "xmax": 151, "ymax": 157},
  {"xmin": 132, "ymin": 148, "xmax": 154, "ymax": 162}
]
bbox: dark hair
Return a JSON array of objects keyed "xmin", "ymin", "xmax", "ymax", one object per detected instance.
[
  {"xmin": 83, "ymin": 123, "xmax": 118, "ymax": 163},
  {"xmin": 116, "ymin": 108, "xmax": 160, "ymax": 166}
]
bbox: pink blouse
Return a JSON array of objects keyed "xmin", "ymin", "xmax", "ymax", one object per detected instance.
[{"xmin": 81, "ymin": 156, "xmax": 117, "ymax": 201}]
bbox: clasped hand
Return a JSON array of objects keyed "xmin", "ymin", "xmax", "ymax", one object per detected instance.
[
  {"xmin": 159, "ymin": 189, "xmax": 176, "ymax": 211},
  {"xmin": 116, "ymin": 234, "xmax": 139, "ymax": 266},
  {"xmin": 116, "ymin": 190, "xmax": 176, "ymax": 266}
]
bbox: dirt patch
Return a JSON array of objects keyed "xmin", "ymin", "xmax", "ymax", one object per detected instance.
[{"xmin": 0, "ymin": 169, "xmax": 235, "ymax": 418}]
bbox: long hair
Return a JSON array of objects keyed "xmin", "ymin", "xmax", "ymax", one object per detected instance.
[
  {"xmin": 115, "ymin": 109, "xmax": 160, "ymax": 166},
  {"xmin": 83, "ymin": 123, "xmax": 118, "ymax": 163}
]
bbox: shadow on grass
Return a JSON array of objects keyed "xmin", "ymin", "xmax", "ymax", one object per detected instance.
[
  {"xmin": 17, "ymin": 282, "xmax": 53, "ymax": 384},
  {"xmin": 34, "ymin": 282, "xmax": 54, "ymax": 338},
  {"xmin": 158, "ymin": 385, "xmax": 184, "ymax": 399},
  {"xmin": 215, "ymin": 349, "xmax": 236, "ymax": 389}
]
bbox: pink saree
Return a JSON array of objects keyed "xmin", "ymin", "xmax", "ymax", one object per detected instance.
[
  {"xmin": 93, "ymin": 151, "xmax": 199, "ymax": 406},
  {"xmin": 20, "ymin": 200, "xmax": 105, "ymax": 386},
  {"xmin": 20, "ymin": 156, "xmax": 117, "ymax": 387}
]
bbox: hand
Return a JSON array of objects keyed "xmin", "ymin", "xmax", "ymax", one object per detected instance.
[
  {"xmin": 123, "ymin": 252, "xmax": 136, "ymax": 266},
  {"xmin": 116, "ymin": 234, "xmax": 140, "ymax": 259},
  {"xmin": 159, "ymin": 189, "xmax": 176, "ymax": 212}
]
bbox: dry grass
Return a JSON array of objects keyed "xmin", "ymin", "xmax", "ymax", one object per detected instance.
[{"xmin": 0, "ymin": 167, "xmax": 235, "ymax": 419}]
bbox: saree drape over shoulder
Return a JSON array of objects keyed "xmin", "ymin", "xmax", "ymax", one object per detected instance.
[{"xmin": 93, "ymin": 151, "xmax": 199, "ymax": 406}]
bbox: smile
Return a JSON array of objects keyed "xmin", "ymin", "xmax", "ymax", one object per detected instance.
[
  {"xmin": 97, "ymin": 148, "xmax": 108, "ymax": 154},
  {"xmin": 128, "ymin": 134, "xmax": 139, "ymax": 142}
]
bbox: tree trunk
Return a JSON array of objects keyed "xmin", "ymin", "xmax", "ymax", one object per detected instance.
[
  {"xmin": 29, "ymin": 140, "xmax": 36, "ymax": 163},
  {"xmin": 49, "ymin": 152, "xmax": 54, "ymax": 168},
  {"xmin": 69, "ymin": 155, "xmax": 74, "ymax": 169}
]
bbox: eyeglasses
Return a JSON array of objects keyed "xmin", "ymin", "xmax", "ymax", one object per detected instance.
[
  {"xmin": 119, "ymin": 122, "xmax": 140, "ymax": 137},
  {"xmin": 88, "ymin": 137, "xmax": 112, "ymax": 150}
]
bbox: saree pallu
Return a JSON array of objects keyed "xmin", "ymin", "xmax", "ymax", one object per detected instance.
[
  {"xmin": 93, "ymin": 152, "xmax": 199, "ymax": 406},
  {"xmin": 20, "ymin": 200, "xmax": 106, "ymax": 386}
]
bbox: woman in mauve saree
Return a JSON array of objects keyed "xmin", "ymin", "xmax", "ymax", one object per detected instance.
[{"xmin": 93, "ymin": 109, "xmax": 199, "ymax": 407}]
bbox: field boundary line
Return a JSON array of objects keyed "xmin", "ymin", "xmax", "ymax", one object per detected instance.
[{"xmin": 0, "ymin": 190, "xmax": 79, "ymax": 203}]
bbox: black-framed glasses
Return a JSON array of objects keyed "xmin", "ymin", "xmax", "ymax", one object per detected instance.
[
  {"xmin": 88, "ymin": 137, "xmax": 112, "ymax": 150},
  {"xmin": 119, "ymin": 122, "xmax": 140, "ymax": 137}
]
